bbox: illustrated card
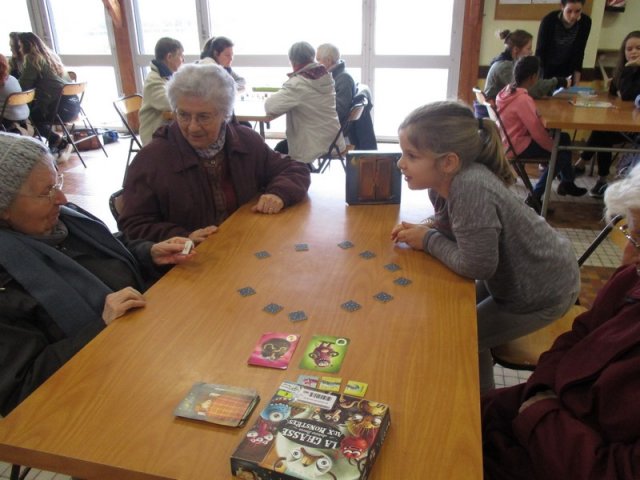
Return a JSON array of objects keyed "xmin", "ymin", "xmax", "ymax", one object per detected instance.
[
  {"xmin": 174, "ymin": 382, "xmax": 259, "ymax": 427},
  {"xmin": 298, "ymin": 335, "xmax": 350, "ymax": 373},
  {"xmin": 248, "ymin": 333, "xmax": 300, "ymax": 369}
]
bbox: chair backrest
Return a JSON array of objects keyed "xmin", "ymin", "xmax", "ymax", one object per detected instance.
[
  {"xmin": 3, "ymin": 89, "xmax": 35, "ymax": 108},
  {"xmin": 61, "ymin": 82, "xmax": 87, "ymax": 97},
  {"xmin": 113, "ymin": 94, "xmax": 143, "ymax": 136},
  {"xmin": 474, "ymin": 88, "xmax": 517, "ymax": 159}
]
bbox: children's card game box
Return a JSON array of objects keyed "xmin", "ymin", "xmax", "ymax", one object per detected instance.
[{"xmin": 231, "ymin": 381, "xmax": 390, "ymax": 480}]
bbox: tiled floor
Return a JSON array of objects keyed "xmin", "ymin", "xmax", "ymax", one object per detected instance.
[{"xmin": 0, "ymin": 138, "xmax": 623, "ymax": 477}]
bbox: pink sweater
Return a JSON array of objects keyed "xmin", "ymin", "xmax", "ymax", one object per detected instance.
[{"xmin": 495, "ymin": 86, "xmax": 553, "ymax": 155}]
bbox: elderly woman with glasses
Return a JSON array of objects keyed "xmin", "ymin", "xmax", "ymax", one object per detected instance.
[
  {"xmin": 482, "ymin": 163, "xmax": 640, "ymax": 480},
  {"xmin": 0, "ymin": 133, "xmax": 194, "ymax": 416},
  {"xmin": 118, "ymin": 63, "xmax": 311, "ymax": 244}
]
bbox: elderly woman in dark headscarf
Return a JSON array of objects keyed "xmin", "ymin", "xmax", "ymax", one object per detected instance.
[
  {"xmin": 118, "ymin": 63, "xmax": 310, "ymax": 243},
  {"xmin": 0, "ymin": 133, "xmax": 194, "ymax": 416}
]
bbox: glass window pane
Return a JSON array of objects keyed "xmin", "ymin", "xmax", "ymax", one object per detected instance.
[
  {"xmin": 48, "ymin": 0, "xmax": 110, "ymax": 54},
  {"xmin": 374, "ymin": 68, "xmax": 449, "ymax": 137},
  {"xmin": 376, "ymin": 0, "xmax": 454, "ymax": 55},
  {"xmin": 70, "ymin": 67, "xmax": 121, "ymax": 127},
  {"xmin": 136, "ymin": 0, "xmax": 200, "ymax": 55},
  {"xmin": 208, "ymin": 0, "xmax": 362, "ymax": 55},
  {"xmin": 0, "ymin": 0, "xmax": 31, "ymax": 56}
]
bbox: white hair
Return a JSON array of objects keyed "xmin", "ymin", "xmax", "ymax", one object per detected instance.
[
  {"xmin": 604, "ymin": 163, "xmax": 640, "ymax": 221},
  {"xmin": 316, "ymin": 43, "xmax": 340, "ymax": 66}
]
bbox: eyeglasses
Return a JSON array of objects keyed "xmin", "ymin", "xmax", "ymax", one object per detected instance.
[
  {"xmin": 619, "ymin": 224, "xmax": 640, "ymax": 250},
  {"xmin": 18, "ymin": 173, "xmax": 64, "ymax": 202},
  {"xmin": 175, "ymin": 110, "xmax": 220, "ymax": 127}
]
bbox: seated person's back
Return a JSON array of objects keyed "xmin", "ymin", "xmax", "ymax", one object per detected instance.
[{"xmin": 264, "ymin": 41, "xmax": 343, "ymax": 164}]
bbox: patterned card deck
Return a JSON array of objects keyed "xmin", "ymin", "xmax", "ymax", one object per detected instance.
[
  {"xmin": 288, "ymin": 310, "xmax": 308, "ymax": 322},
  {"xmin": 384, "ymin": 263, "xmax": 401, "ymax": 272},
  {"xmin": 373, "ymin": 291, "xmax": 394, "ymax": 303},
  {"xmin": 337, "ymin": 240, "xmax": 354, "ymax": 249},
  {"xmin": 359, "ymin": 250, "xmax": 376, "ymax": 259},
  {"xmin": 294, "ymin": 243, "xmax": 309, "ymax": 251},
  {"xmin": 341, "ymin": 300, "xmax": 361, "ymax": 312},
  {"xmin": 237, "ymin": 286, "xmax": 256, "ymax": 297},
  {"xmin": 394, "ymin": 277, "xmax": 412, "ymax": 286},
  {"xmin": 263, "ymin": 303, "xmax": 283, "ymax": 314},
  {"xmin": 254, "ymin": 250, "xmax": 271, "ymax": 259}
]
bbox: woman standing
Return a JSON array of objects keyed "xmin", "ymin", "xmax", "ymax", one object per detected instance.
[{"xmin": 535, "ymin": 0, "xmax": 591, "ymax": 84}]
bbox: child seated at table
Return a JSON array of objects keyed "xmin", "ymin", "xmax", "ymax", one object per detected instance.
[
  {"xmin": 574, "ymin": 30, "xmax": 640, "ymax": 198},
  {"xmin": 391, "ymin": 100, "xmax": 580, "ymax": 393},
  {"xmin": 496, "ymin": 55, "xmax": 586, "ymax": 211}
]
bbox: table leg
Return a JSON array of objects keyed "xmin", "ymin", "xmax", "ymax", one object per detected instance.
[
  {"xmin": 541, "ymin": 129, "xmax": 560, "ymax": 218},
  {"xmin": 259, "ymin": 121, "xmax": 266, "ymax": 138}
]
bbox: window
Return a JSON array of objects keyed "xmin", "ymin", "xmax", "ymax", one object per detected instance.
[
  {"xmin": 134, "ymin": 0, "xmax": 200, "ymax": 55},
  {"xmin": 48, "ymin": 0, "xmax": 111, "ymax": 54},
  {"xmin": 0, "ymin": 1, "xmax": 31, "ymax": 57}
]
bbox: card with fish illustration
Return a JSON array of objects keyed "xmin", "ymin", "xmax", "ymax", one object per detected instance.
[
  {"xmin": 298, "ymin": 334, "xmax": 350, "ymax": 373},
  {"xmin": 248, "ymin": 332, "xmax": 300, "ymax": 369}
]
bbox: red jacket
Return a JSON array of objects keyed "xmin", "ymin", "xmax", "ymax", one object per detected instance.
[
  {"xmin": 119, "ymin": 122, "xmax": 311, "ymax": 241},
  {"xmin": 483, "ymin": 265, "xmax": 640, "ymax": 480}
]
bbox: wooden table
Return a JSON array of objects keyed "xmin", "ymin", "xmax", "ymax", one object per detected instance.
[
  {"xmin": 535, "ymin": 95, "xmax": 640, "ymax": 217},
  {"xmin": 0, "ymin": 175, "xmax": 481, "ymax": 479}
]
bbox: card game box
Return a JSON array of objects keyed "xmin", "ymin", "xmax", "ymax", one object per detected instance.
[
  {"xmin": 230, "ymin": 381, "xmax": 390, "ymax": 480},
  {"xmin": 345, "ymin": 151, "xmax": 402, "ymax": 205}
]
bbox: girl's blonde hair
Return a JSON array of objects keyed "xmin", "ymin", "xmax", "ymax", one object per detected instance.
[{"xmin": 399, "ymin": 101, "xmax": 515, "ymax": 186}]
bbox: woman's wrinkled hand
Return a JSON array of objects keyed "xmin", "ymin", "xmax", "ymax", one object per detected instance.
[
  {"xmin": 252, "ymin": 194, "xmax": 284, "ymax": 215},
  {"xmin": 188, "ymin": 225, "xmax": 218, "ymax": 244},
  {"xmin": 150, "ymin": 237, "xmax": 197, "ymax": 265},
  {"xmin": 102, "ymin": 287, "xmax": 146, "ymax": 325}
]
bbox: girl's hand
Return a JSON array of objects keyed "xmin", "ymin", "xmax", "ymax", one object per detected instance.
[{"xmin": 391, "ymin": 221, "xmax": 429, "ymax": 250}]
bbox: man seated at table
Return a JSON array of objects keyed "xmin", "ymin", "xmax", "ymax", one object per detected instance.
[
  {"xmin": 139, "ymin": 37, "xmax": 184, "ymax": 146},
  {"xmin": 0, "ymin": 132, "xmax": 194, "ymax": 416},
  {"xmin": 119, "ymin": 63, "xmax": 311, "ymax": 244},
  {"xmin": 265, "ymin": 41, "xmax": 344, "ymax": 165}
]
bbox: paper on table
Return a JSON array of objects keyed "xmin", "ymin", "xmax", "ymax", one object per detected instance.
[{"xmin": 570, "ymin": 100, "xmax": 614, "ymax": 108}]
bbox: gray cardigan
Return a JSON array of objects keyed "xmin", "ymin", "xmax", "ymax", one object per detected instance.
[{"xmin": 424, "ymin": 163, "xmax": 579, "ymax": 313}]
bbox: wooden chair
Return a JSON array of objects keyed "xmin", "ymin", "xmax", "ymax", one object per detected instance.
[
  {"xmin": 312, "ymin": 101, "xmax": 366, "ymax": 174},
  {"xmin": 0, "ymin": 88, "xmax": 36, "ymax": 133},
  {"xmin": 491, "ymin": 214, "xmax": 625, "ymax": 370},
  {"xmin": 51, "ymin": 81, "xmax": 108, "ymax": 168},
  {"xmin": 113, "ymin": 94, "xmax": 143, "ymax": 182}
]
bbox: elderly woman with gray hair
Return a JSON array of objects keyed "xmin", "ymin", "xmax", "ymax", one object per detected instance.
[
  {"xmin": 316, "ymin": 43, "xmax": 356, "ymax": 128},
  {"xmin": 265, "ymin": 41, "xmax": 344, "ymax": 164},
  {"xmin": 0, "ymin": 133, "xmax": 194, "ymax": 416},
  {"xmin": 481, "ymin": 163, "xmax": 640, "ymax": 479},
  {"xmin": 119, "ymin": 63, "xmax": 311, "ymax": 243}
]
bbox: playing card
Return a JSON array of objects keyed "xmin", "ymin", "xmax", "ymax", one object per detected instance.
[
  {"xmin": 294, "ymin": 243, "xmax": 309, "ymax": 251},
  {"xmin": 254, "ymin": 250, "xmax": 271, "ymax": 259},
  {"xmin": 296, "ymin": 374, "xmax": 319, "ymax": 388},
  {"xmin": 373, "ymin": 292, "xmax": 394, "ymax": 303},
  {"xmin": 341, "ymin": 300, "xmax": 361, "ymax": 312},
  {"xmin": 344, "ymin": 380, "xmax": 368, "ymax": 397},
  {"xmin": 263, "ymin": 303, "xmax": 283, "ymax": 314},
  {"xmin": 248, "ymin": 333, "xmax": 300, "ymax": 369},
  {"xmin": 238, "ymin": 286, "xmax": 256, "ymax": 297},
  {"xmin": 384, "ymin": 263, "xmax": 401, "ymax": 272},
  {"xmin": 288, "ymin": 310, "xmax": 308, "ymax": 322},
  {"xmin": 394, "ymin": 277, "xmax": 412, "ymax": 286},
  {"xmin": 299, "ymin": 335, "xmax": 350, "ymax": 373},
  {"xmin": 318, "ymin": 376, "xmax": 342, "ymax": 393},
  {"xmin": 359, "ymin": 250, "xmax": 376, "ymax": 259},
  {"xmin": 337, "ymin": 240, "xmax": 354, "ymax": 249}
]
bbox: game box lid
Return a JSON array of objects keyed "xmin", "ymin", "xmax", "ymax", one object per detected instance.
[{"xmin": 230, "ymin": 381, "xmax": 391, "ymax": 480}]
